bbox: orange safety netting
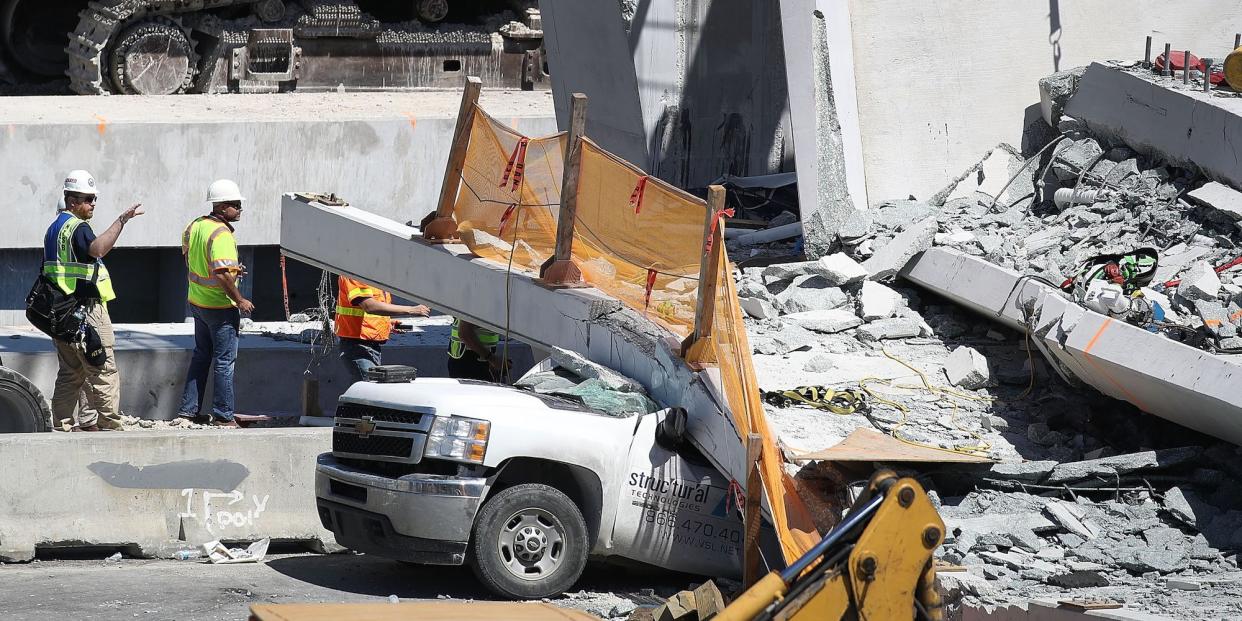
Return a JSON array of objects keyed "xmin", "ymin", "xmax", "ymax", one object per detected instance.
[
  {"xmin": 710, "ymin": 250, "xmax": 822, "ymax": 562},
  {"xmin": 449, "ymin": 103, "xmax": 818, "ymax": 564}
]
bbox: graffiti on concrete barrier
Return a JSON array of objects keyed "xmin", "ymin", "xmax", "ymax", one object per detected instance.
[{"xmin": 178, "ymin": 488, "xmax": 270, "ymax": 534}]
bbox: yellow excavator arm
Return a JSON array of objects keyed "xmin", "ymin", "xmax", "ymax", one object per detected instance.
[{"xmin": 717, "ymin": 470, "xmax": 945, "ymax": 621}]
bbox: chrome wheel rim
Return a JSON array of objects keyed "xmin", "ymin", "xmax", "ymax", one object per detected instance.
[{"xmin": 496, "ymin": 507, "xmax": 565, "ymax": 581}]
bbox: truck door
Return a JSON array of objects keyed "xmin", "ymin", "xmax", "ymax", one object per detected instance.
[{"xmin": 609, "ymin": 412, "xmax": 744, "ymax": 577}]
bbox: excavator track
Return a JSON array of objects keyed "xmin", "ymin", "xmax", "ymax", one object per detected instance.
[{"xmin": 65, "ymin": 1, "xmax": 256, "ymax": 95}]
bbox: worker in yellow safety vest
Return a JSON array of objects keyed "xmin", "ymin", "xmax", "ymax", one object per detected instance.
[
  {"xmin": 43, "ymin": 170, "xmax": 143, "ymax": 432},
  {"xmin": 447, "ymin": 319, "xmax": 510, "ymax": 382},
  {"xmin": 335, "ymin": 276, "xmax": 430, "ymax": 382},
  {"xmin": 176, "ymin": 179, "xmax": 253, "ymax": 427}
]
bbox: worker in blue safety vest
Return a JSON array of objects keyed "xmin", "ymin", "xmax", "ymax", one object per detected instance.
[{"xmin": 42, "ymin": 170, "xmax": 143, "ymax": 431}]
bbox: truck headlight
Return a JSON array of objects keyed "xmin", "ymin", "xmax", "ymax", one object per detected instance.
[{"xmin": 425, "ymin": 415, "xmax": 490, "ymax": 464}]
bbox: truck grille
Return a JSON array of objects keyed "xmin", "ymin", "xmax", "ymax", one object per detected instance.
[
  {"xmin": 336, "ymin": 403, "xmax": 425, "ymax": 426},
  {"xmin": 332, "ymin": 401, "xmax": 434, "ymax": 465},
  {"xmin": 332, "ymin": 432, "xmax": 414, "ymax": 459}
]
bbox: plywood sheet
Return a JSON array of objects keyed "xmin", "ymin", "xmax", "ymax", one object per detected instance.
[{"xmin": 795, "ymin": 428, "xmax": 994, "ymax": 463}]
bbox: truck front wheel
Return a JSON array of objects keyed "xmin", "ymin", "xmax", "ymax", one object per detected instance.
[{"xmin": 470, "ymin": 483, "xmax": 588, "ymax": 599}]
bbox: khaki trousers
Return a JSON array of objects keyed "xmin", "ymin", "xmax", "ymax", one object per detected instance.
[{"xmin": 51, "ymin": 302, "xmax": 122, "ymax": 429}]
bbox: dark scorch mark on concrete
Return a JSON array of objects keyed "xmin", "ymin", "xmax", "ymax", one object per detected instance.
[{"xmin": 88, "ymin": 460, "xmax": 250, "ymax": 491}]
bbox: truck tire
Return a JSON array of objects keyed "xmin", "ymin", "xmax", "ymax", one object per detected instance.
[
  {"xmin": 0, "ymin": 365, "xmax": 49, "ymax": 433},
  {"xmin": 470, "ymin": 483, "xmax": 588, "ymax": 599}
]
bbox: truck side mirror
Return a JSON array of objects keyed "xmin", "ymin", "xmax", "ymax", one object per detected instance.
[{"xmin": 655, "ymin": 407, "xmax": 688, "ymax": 451}]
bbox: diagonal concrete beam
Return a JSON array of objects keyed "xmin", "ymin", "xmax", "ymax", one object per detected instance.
[
  {"xmin": 903, "ymin": 247, "xmax": 1242, "ymax": 446},
  {"xmin": 278, "ymin": 194, "xmax": 753, "ymax": 491}
]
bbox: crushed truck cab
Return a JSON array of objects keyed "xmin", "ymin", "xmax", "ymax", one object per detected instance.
[{"xmin": 316, "ymin": 377, "xmax": 755, "ymax": 599}]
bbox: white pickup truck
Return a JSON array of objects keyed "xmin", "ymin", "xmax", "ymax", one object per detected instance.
[{"xmin": 314, "ymin": 373, "xmax": 763, "ymax": 599}]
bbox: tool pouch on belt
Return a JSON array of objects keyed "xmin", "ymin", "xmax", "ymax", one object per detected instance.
[
  {"xmin": 81, "ymin": 323, "xmax": 107, "ymax": 367},
  {"xmin": 25, "ymin": 275, "xmax": 86, "ymax": 343}
]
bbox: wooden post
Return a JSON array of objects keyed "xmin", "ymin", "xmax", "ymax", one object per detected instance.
[
  {"xmin": 424, "ymin": 76, "xmax": 483, "ymax": 241},
  {"xmin": 539, "ymin": 93, "xmax": 588, "ymax": 286},
  {"xmin": 742, "ymin": 433, "xmax": 765, "ymax": 588},
  {"xmin": 681, "ymin": 185, "xmax": 726, "ymax": 365}
]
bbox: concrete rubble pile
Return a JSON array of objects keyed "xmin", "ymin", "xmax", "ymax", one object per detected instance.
[
  {"xmin": 724, "ymin": 63, "xmax": 1242, "ymax": 619},
  {"xmin": 729, "ymin": 243, "xmax": 1242, "ymax": 617},
  {"xmin": 853, "ymin": 98, "xmax": 1242, "ymax": 355}
]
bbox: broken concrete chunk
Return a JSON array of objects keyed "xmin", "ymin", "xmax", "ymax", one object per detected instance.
[
  {"xmin": 752, "ymin": 324, "xmax": 817, "ymax": 356},
  {"xmin": 1046, "ymin": 570, "xmax": 1109, "ymax": 589},
  {"xmin": 801, "ymin": 354, "xmax": 835, "ymax": 373},
  {"xmin": 862, "ymin": 216, "xmax": 938, "ymax": 280},
  {"xmin": 814, "ymin": 253, "xmax": 868, "ymax": 286},
  {"xmin": 987, "ymin": 460, "xmax": 1058, "ymax": 483},
  {"xmin": 838, "ymin": 209, "xmax": 873, "ymax": 240},
  {"xmin": 762, "ymin": 260, "xmax": 820, "ymax": 283},
  {"xmin": 1045, "ymin": 447, "xmax": 1202, "ymax": 484},
  {"xmin": 1006, "ymin": 529, "xmax": 1043, "ymax": 553},
  {"xmin": 549, "ymin": 347, "xmax": 644, "ymax": 393},
  {"xmin": 937, "ymin": 146, "xmax": 1032, "ymax": 209},
  {"xmin": 1104, "ymin": 158, "xmax": 1140, "ymax": 185},
  {"xmin": 934, "ymin": 229, "xmax": 977, "ymax": 246},
  {"xmin": 1053, "ymin": 138, "xmax": 1104, "ymax": 182},
  {"xmin": 1162, "ymin": 487, "xmax": 1213, "ymax": 531},
  {"xmin": 856, "ymin": 318, "xmax": 922, "ymax": 342},
  {"xmin": 775, "ymin": 276, "xmax": 849, "ymax": 314},
  {"xmin": 1044, "ymin": 500, "xmax": 1100, "ymax": 540},
  {"xmin": 1195, "ymin": 299, "xmax": 1238, "ymax": 338},
  {"xmin": 943, "ymin": 346, "xmax": 994, "ymax": 390},
  {"xmin": 1188, "ymin": 181, "xmax": 1242, "ymax": 221},
  {"xmin": 736, "ymin": 278, "xmax": 773, "ymax": 302},
  {"xmin": 739, "ymin": 296, "xmax": 778, "ymax": 320},
  {"xmin": 1038, "ymin": 66, "xmax": 1086, "ymax": 126},
  {"xmin": 859, "ymin": 281, "xmax": 901, "ymax": 321},
  {"xmin": 783, "ymin": 309, "xmax": 863, "ymax": 334},
  {"xmin": 1179, "ymin": 261, "xmax": 1223, "ymax": 301}
]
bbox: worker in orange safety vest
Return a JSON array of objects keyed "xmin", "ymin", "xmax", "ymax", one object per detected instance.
[{"xmin": 335, "ymin": 276, "xmax": 430, "ymax": 382}]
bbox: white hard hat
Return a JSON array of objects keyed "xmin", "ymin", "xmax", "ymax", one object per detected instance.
[
  {"xmin": 63, "ymin": 170, "xmax": 98, "ymax": 195},
  {"xmin": 207, "ymin": 179, "xmax": 245, "ymax": 204}
]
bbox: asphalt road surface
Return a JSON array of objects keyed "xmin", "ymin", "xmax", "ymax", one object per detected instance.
[{"xmin": 0, "ymin": 551, "xmax": 677, "ymax": 621}]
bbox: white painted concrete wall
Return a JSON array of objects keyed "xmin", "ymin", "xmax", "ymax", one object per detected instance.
[
  {"xmin": 846, "ymin": 0, "xmax": 1242, "ymax": 203},
  {"xmin": 0, "ymin": 92, "xmax": 555, "ymax": 249}
]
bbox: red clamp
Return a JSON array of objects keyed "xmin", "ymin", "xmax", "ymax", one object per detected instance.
[
  {"xmin": 643, "ymin": 268, "xmax": 658, "ymax": 313},
  {"xmin": 498, "ymin": 203, "xmax": 518, "ymax": 237},
  {"xmin": 726, "ymin": 479, "xmax": 746, "ymax": 515},
  {"xmin": 630, "ymin": 176, "xmax": 649, "ymax": 215},
  {"xmin": 704, "ymin": 207, "xmax": 736, "ymax": 254},
  {"xmin": 499, "ymin": 137, "xmax": 529, "ymax": 192}
]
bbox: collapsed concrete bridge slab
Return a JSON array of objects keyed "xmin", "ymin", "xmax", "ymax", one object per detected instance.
[{"xmin": 902, "ymin": 247, "xmax": 1242, "ymax": 446}]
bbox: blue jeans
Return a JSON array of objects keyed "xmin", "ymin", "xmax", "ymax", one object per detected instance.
[
  {"xmin": 178, "ymin": 306, "xmax": 240, "ymax": 421},
  {"xmin": 339, "ymin": 337, "xmax": 382, "ymax": 383}
]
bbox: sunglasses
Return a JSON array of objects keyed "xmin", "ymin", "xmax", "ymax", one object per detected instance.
[{"xmin": 70, "ymin": 194, "xmax": 97, "ymax": 204}]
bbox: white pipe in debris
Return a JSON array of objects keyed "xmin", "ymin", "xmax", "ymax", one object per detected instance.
[
  {"xmin": 735, "ymin": 222, "xmax": 803, "ymax": 245},
  {"xmin": 1053, "ymin": 187, "xmax": 1100, "ymax": 209}
]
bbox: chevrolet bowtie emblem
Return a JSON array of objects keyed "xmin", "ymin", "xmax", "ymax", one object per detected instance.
[{"xmin": 355, "ymin": 416, "xmax": 377, "ymax": 438}]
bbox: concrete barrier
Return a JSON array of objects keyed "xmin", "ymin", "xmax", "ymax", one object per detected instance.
[
  {"xmin": 0, "ymin": 319, "xmax": 536, "ymax": 421},
  {"xmin": 0, "ymin": 428, "xmax": 332, "ymax": 561}
]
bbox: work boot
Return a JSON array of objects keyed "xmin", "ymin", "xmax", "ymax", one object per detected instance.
[
  {"xmin": 178, "ymin": 412, "xmax": 211, "ymax": 425},
  {"xmin": 71, "ymin": 425, "xmax": 101, "ymax": 432},
  {"xmin": 95, "ymin": 415, "xmax": 125, "ymax": 431},
  {"xmin": 212, "ymin": 419, "xmax": 241, "ymax": 428}
]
